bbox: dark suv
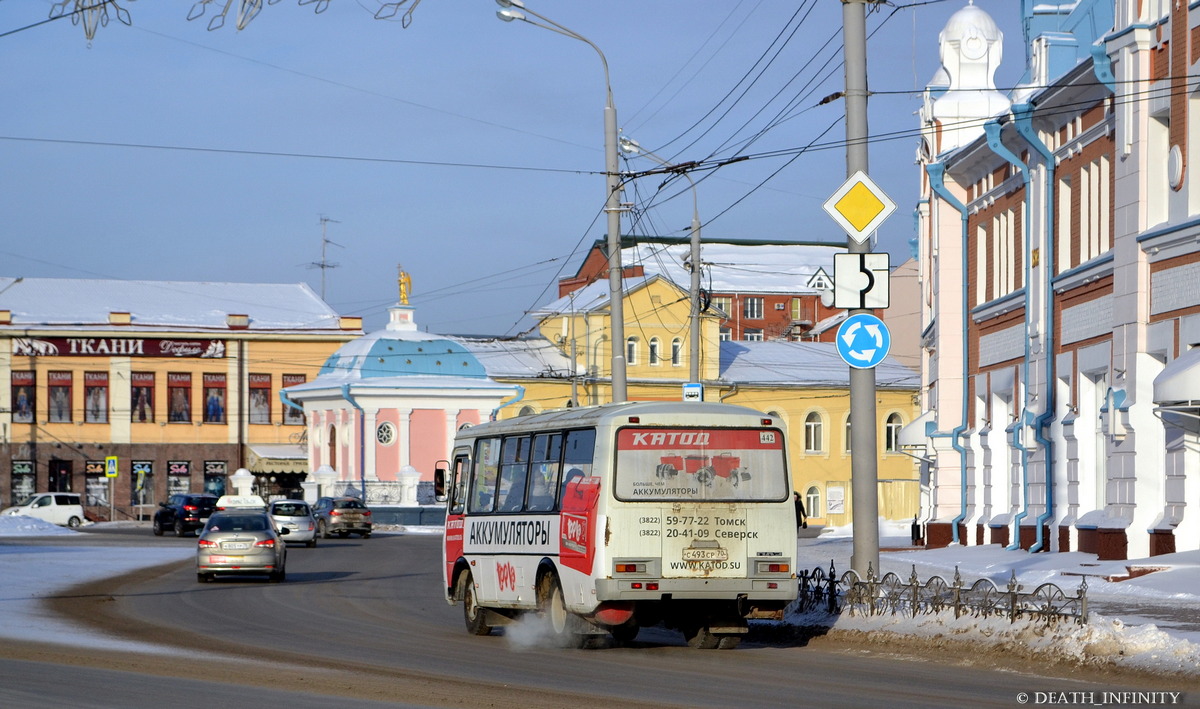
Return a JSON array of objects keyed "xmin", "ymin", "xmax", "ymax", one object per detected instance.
[
  {"xmin": 153, "ymin": 493, "xmax": 218, "ymax": 537},
  {"xmin": 312, "ymin": 496, "xmax": 373, "ymax": 539}
]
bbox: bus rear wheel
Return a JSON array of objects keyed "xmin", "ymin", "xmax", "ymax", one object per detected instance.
[
  {"xmin": 538, "ymin": 574, "xmax": 585, "ymax": 649},
  {"xmin": 460, "ymin": 571, "xmax": 492, "ymax": 636},
  {"xmin": 683, "ymin": 624, "xmax": 720, "ymax": 649}
]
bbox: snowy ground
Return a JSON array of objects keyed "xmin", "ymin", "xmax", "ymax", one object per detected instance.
[{"xmin": 1, "ymin": 515, "xmax": 1197, "ymax": 677}]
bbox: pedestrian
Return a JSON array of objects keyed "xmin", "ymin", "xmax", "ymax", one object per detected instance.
[{"xmin": 793, "ymin": 491, "xmax": 807, "ymax": 530}]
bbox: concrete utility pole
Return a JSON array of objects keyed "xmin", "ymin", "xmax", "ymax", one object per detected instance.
[{"xmin": 843, "ymin": 0, "xmax": 880, "ymax": 577}]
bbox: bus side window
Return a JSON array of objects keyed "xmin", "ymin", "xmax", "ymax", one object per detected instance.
[
  {"xmin": 527, "ymin": 433, "xmax": 561, "ymax": 512},
  {"xmin": 497, "ymin": 436, "xmax": 531, "ymax": 512},
  {"xmin": 469, "ymin": 438, "xmax": 501, "ymax": 514},
  {"xmin": 559, "ymin": 428, "xmax": 596, "ymax": 508}
]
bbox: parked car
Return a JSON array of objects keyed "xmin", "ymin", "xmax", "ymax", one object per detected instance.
[
  {"xmin": 268, "ymin": 499, "xmax": 317, "ymax": 547},
  {"xmin": 1, "ymin": 492, "xmax": 85, "ymax": 528},
  {"xmin": 153, "ymin": 494, "xmax": 218, "ymax": 537},
  {"xmin": 312, "ymin": 496, "xmax": 373, "ymax": 539},
  {"xmin": 196, "ymin": 510, "xmax": 288, "ymax": 583}
]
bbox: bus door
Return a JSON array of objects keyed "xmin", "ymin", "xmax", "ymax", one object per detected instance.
[{"xmin": 444, "ymin": 452, "xmax": 469, "ymax": 590}]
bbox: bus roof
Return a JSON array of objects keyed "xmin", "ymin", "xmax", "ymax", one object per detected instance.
[{"xmin": 462, "ymin": 401, "xmax": 776, "ymax": 438}]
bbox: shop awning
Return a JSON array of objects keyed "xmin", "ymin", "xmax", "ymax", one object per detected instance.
[
  {"xmin": 245, "ymin": 444, "xmax": 309, "ymax": 474},
  {"xmin": 898, "ymin": 410, "xmax": 936, "ymax": 448},
  {"xmin": 1154, "ymin": 347, "xmax": 1200, "ymax": 405}
]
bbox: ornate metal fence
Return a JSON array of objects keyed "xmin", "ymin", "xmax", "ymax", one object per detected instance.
[{"xmin": 796, "ymin": 562, "xmax": 1088, "ymax": 625}]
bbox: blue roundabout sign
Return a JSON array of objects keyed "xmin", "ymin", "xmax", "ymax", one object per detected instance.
[{"xmin": 836, "ymin": 313, "xmax": 891, "ymax": 370}]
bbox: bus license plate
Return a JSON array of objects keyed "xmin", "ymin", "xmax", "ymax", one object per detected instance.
[{"xmin": 683, "ymin": 547, "xmax": 728, "ymax": 562}]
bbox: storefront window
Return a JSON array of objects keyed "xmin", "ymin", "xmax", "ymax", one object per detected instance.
[
  {"xmin": 204, "ymin": 461, "xmax": 227, "ymax": 497},
  {"xmin": 48, "ymin": 371, "xmax": 72, "ymax": 423},
  {"xmin": 168, "ymin": 373, "xmax": 191, "ymax": 423},
  {"xmin": 282, "ymin": 374, "xmax": 306, "ymax": 425},
  {"xmin": 11, "ymin": 461, "xmax": 34, "ymax": 505},
  {"xmin": 131, "ymin": 462, "xmax": 154, "ymax": 507},
  {"xmin": 202, "ymin": 373, "xmax": 227, "ymax": 424},
  {"xmin": 249, "ymin": 373, "xmax": 271, "ymax": 424},
  {"xmin": 11, "ymin": 372, "xmax": 34, "ymax": 424},
  {"xmin": 84, "ymin": 371, "xmax": 108, "ymax": 423},
  {"xmin": 167, "ymin": 460, "xmax": 190, "ymax": 495},
  {"xmin": 131, "ymin": 372, "xmax": 155, "ymax": 423}
]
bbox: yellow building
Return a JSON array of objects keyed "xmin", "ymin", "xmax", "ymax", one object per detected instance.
[
  {"xmin": 0, "ymin": 277, "xmax": 362, "ymax": 519},
  {"xmin": 519, "ymin": 275, "xmax": 922, "ymax": 526}
]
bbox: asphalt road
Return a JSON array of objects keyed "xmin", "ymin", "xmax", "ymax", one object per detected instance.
[{"xmin": 0, "ymin": 528, "xmax": 1191, "ymax": 709}]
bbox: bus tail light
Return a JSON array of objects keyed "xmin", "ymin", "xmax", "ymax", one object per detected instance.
[
  {"xmin": 757, "ymin": 562, "xmax": 790, "ymax": 574},
  {"xmin": 615, "ymin": 563, "xmax": 644, "ymax": 573},
  {"xmin": 630, "ymin": 582, "xmax": 659, "ymax": 591}
]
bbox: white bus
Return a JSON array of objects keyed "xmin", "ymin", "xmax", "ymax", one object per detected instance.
[{"xmin": 435, "ymin": 401, "xmax": 797, "ymax": 649}]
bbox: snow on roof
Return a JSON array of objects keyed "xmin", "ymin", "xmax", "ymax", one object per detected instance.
[
  {"xmin": 0, "ymin": 276, "xmax": 344, "ymax": 331},
  {"xmin": 622, "ymin": 241, "xmax": 843, "ymax": 295},
  {"xmin": 720, "ymin": 340, "xmax": 919, "ymax": 388},
  {"xmin": 532, "ymin": 275, "xmax": 660, "ymax": 317},
  {"xmin": 457, "ymin": 337, "xmax": 576, "ymax": 380}
]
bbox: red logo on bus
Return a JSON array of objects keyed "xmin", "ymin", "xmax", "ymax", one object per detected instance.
[{"xmin": 497, "ymin": 561, "xmax": 517, "ymax": 592}]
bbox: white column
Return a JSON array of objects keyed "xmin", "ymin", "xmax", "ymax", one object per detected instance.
[
  {"xmin": 444, "ymin": 410, "xmax": 460, "ymax": 461},
  {"xmin": 364, "ymin": 408, "xmax": 379, "ymax": 482},
  {"xmin": 398, "ymin": 407, "xmax": 413, "ymax": 470}
]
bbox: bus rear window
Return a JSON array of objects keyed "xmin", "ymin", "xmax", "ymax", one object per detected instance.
[{"xmin": 613, "ymin": 427, "xmax": 788, "ymax": 502}]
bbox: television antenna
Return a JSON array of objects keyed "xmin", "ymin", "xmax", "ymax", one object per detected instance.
[{"xmin": 307, "ymin": 215, "xmax": 343, "ymax": 300}]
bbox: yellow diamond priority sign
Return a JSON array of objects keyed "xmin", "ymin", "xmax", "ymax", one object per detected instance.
[{"xmin": 823, "ymin": 170, "xmax": 896, "ymax": 244}]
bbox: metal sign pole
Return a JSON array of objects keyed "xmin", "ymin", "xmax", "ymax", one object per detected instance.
[{"xmin": 843, "ymin": 0, "xmax": 880, "ymax": 576}]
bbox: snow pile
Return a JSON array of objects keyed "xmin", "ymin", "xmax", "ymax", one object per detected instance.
[{"xmin": 0, "ymin": 514, "xmax": 81, "ymax": 536}]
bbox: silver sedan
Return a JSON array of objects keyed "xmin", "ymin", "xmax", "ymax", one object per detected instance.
[
  {"xmin": 269, "ymin": 500, "xmax": 318, "ymax": 547},
  {"xmin": 196, "ymin": 511, "xmax": 288, "ymax": 583}
]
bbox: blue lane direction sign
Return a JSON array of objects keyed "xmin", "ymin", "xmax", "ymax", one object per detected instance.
[{"xmin": 836, "ymin": 313, "xmax": 891, "ymax": 369}]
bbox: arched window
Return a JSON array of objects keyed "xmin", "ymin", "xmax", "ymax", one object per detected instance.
[
  {"xmin": 626, "ymin": 337, "xmax": 639, "ymax": 366},
  {"xmin": 806, "ymin": 486, "xmax": 821, "ymax": 520},
  {"xmin": 671, "ymin": 338, "xmax": 682, "ymax": 366},
  {"xmin": 804, "ymin": 412, "xmax": 823, "ymax": 453},
  {"xmin": 649, "ymin": 337, "xmax": 661, "ymax": 366},
  {"xmin": 885, "ymin": 413, "xmax": 904, "ymax": 452},
  {"xmin": 519, "ymin": 405, "xmax": 537, "ymax": 417}
]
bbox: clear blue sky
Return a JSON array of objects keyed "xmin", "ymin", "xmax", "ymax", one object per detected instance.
[{"xmin": 0, "ymin": 0, "xmax": 1023, "ymax": 335}]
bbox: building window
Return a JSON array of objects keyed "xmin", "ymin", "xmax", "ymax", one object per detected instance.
[
  {"xmin": 167, "ymin": 373, "xmax": 191, "ymax": 423},
  {"xmin": 47, "ymin": 371, "xmax": 72, "ymax": 423},
  {"xmin": 203, "ymin": 374, "xmax": 227, "ymax": 424},
  {"xmin": 281, "ymin": 374, "xmax": 306, "ymax": 425},
  {"xmin": 804, "ymin": 411, "xmax": 823, "ymax": 453},
  {"xmin": 204, "ymin": 461, "xmax": 227, "ymax": 497},
  {"xmin": 11, "ymin": 461, "xmax": 34, "ymax": 506},
  {"xmin": 671, "ymin": 338, "xmax": 682, "ymax": 366},
  {"xmin": 806, "ymin": 486, "xmax": 821, "ymax": 520},
  {"xmin": 131, "ymin": 372, "xmax": 155, "ymax": 423},
  {"xmin": 11, "ymin": 372, "xmax": 34, "ymax": 424},
  {"xmin": 719, "ymin": 328, "xmax": 732, "ymax": 342},
  {"xmin": 744, "ymin": 329, "xmax": 764, "ymax": 342},
  {"xmin": 649, "ymin": 338, "xmax": 661, "ymax": 366},
  {"xmin": 249, "ymin": 373, "xmax": 272, "ymax": 424},
  {"xmin": 84, "ymin": 371, "xmax": 108, "ymax": 424},
  {"xmin": 711, "ymin": 296, "xmax": 732, "ymax": 317},
  {"xmin": 167, "ymin": 460, "xmax": 191, "ymax": 495},
  {"xmin": 743, "ymin": 297, "xmax": 764, "ymax": 319},
  {"xmin": 844, "ymin": 415, "xmax": 853, "ymax": 453},
  {"xmin": 130, "ymin": 462, "xmax": 154, "ymax": 508},
  {"xmin": 885, "ymin": 413, "xmax": 904, "ymax": 452},
  {"xmin": 626, "ymin": 337, "xmax": 639, "ymax": 366}
]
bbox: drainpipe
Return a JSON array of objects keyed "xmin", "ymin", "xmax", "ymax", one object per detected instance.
[
  {"xmin": 340, "ymin": 384, "xmax": 366, "ymax": 500},
  {"xmin": 490, "ymin": 386, "xmax": 526, "ymax": 422},
  {"xmin": 925, "ymin": 162, "xmax": 970, "ymax": 545},
  {"xmin": 279, "ymin": 389, "xmax": 304, "ymax": 416},
  {"xmin": 983, "ymin": 119, "xmax": 1035, "ymax": 551},
  {"xmin": 1014, "ymin": 102, "xmax": 1057, "ymax": 553}
]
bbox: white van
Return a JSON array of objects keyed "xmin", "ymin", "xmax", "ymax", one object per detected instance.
[{"xmin": 1, "ymin": 493, "xmax": 86, "ymax": 528}]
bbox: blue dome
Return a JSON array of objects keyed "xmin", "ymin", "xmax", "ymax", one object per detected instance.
[{"xmin": 319, "ymin": 329, "xmax": 488, "ymax": 380}]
